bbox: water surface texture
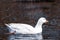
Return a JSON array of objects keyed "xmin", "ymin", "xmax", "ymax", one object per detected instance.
[
  {"xmin": 0, "ymin": 0, "xmax": 60, "ymax": 40},
  {"xmin": 7, "ymin": 34, "xmax": 42, "ymax": 40},
  {"xmin": 7, "ymin": 34, "xmax": 57, "ymax": 40}
]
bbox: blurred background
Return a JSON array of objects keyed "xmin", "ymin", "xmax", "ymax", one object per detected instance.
[{"xmin": 0, "ymin": 0, "xmax": 60, "ymax": 40}]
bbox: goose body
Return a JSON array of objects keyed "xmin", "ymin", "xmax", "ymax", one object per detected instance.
[{"xmin": 5, "ymin": 17, "xmax": 48, "ymax": 34}]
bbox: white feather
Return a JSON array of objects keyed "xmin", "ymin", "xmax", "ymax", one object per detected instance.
[{"xmin": 5, "ymin": 17, "xmax": 48, "ymax": 34}]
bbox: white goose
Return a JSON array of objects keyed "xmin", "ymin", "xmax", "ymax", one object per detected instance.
[{"xmin": 5, "ymin": 17, "xmax": 48, "ymax": 34}]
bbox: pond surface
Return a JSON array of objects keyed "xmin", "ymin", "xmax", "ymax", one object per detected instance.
[{"xmin": 7, "ymin": 34, "xmax": 58, "ymax": 40}]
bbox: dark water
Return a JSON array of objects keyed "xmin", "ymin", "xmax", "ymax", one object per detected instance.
[
  {"xmin": 8, "ymin": 34, "xmax": 43, "ymax": 40},
  {"xmin": 7, "ymin": 34, "xmax": 58, "ymax": 40},
  {"xmin": 0, "ymin": 25, "xmax": 60, "ymax": 40}
]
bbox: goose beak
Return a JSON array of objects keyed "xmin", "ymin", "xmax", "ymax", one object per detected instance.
[
  {"xmin": 45, "ymin": 20, "xmax": 48, "ymax": 24},
  {"xmin": 46, "ymin": 20, "xmax": 49, "ymax": 23}
]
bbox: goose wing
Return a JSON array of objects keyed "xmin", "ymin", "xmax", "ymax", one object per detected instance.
[{"xmin": 5, "ymin": 23, "xmax": 36, "ymax": 34}]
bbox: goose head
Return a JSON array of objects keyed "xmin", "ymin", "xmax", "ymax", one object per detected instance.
[
  {"xmin": 35, "ymin": 17, "xmax": 48, "ymax": 28},
  {"xmin": 38, "ymin": 17, "xmax": 48, "ymax": 24}
]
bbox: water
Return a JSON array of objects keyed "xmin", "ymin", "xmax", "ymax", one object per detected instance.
[
  {"xmin": 7, "ymin": 33, "xmax": 58, "ymax": 40},
  {"xmin": 8, "ymin": 33, "xmax": 43, "ymax": 40}
]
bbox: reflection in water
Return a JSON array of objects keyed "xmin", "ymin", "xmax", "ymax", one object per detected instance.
[
  {"xmin": 8, "ymin": 33, "xmax": 43, "ymax": 40},
  {"xmin": 7, "ymin": 34, "xmax": 57, "ymax": 40}
]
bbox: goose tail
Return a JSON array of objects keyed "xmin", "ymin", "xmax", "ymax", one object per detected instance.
[{"xmin": 5, "ymin": 24, "xmax": 10, "ymax": 27}]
